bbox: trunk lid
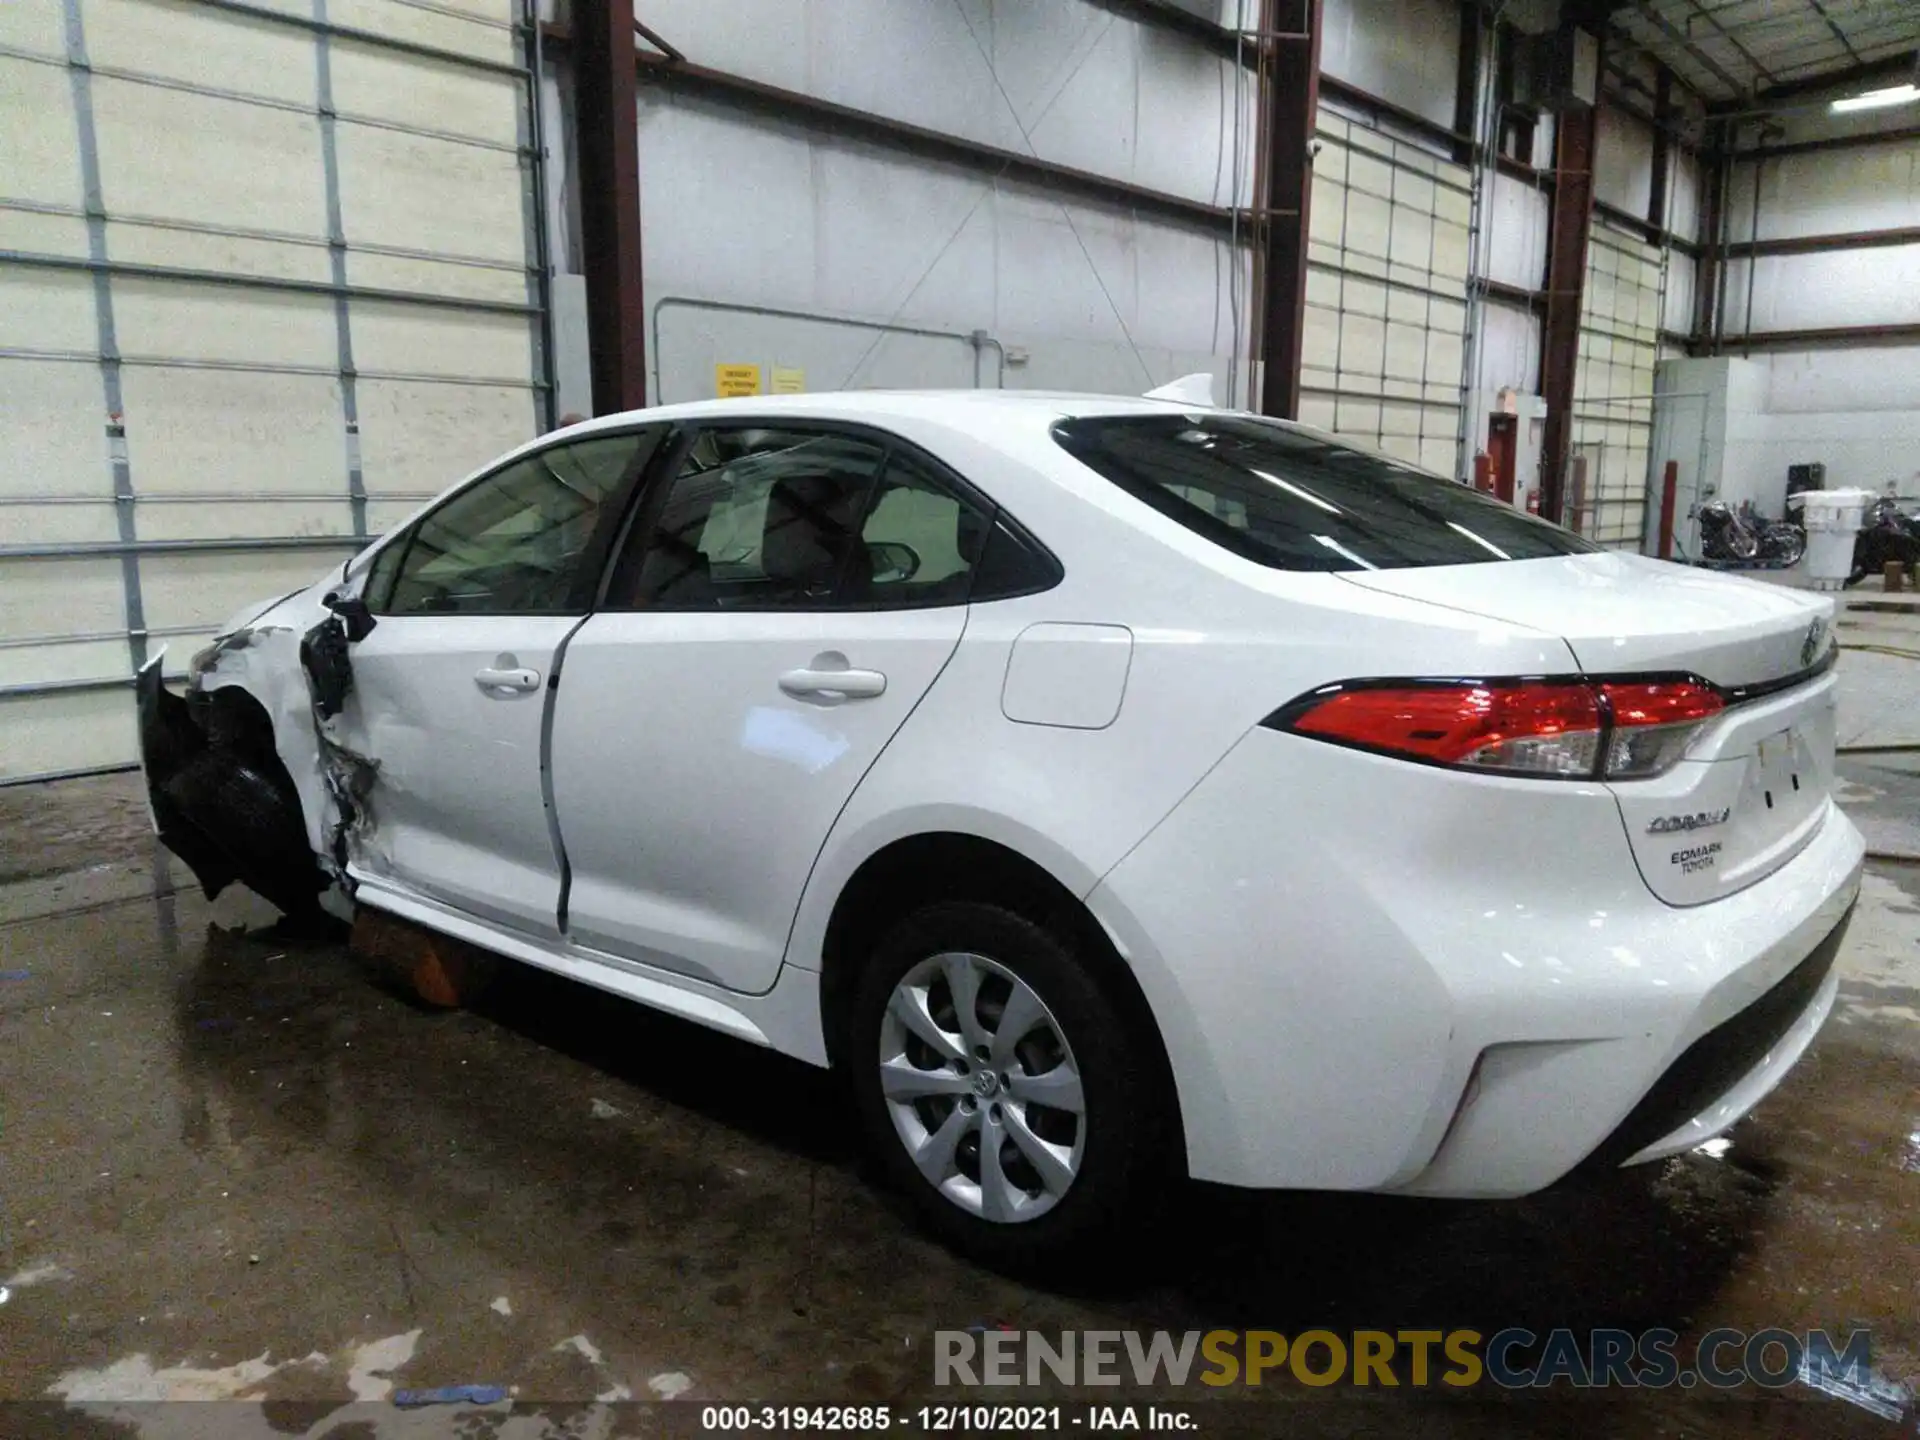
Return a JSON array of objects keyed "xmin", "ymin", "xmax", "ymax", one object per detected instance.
[
  {"xmin": 1338, "ymin": 550, "xmax": 1831, "ymax": 687},
  {"xmin": 1340, "ymin": 552, "xmax": 1839, "ymax": 906}
]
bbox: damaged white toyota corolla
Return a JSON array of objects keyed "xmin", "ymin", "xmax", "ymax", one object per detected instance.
[{"xmin": 141, "ymin": 391, "xmax": 1862, "ymax": 1271}]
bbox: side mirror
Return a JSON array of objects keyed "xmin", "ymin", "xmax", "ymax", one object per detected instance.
[
  {"xmin": 322, "ymin": 592, "xmax": 378, "ymax": 642},
  {"xmin": 867, "ymin": 541, "xmax": 922, "ymax": 584}
]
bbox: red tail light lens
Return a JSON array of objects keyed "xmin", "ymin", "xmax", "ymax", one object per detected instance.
[
  {"xmin": 1276, "ymin": 678, "xmax": 1723, "ymax": 780},
  {"xmin": 1289, "ymin": 684, "xmax": 1602, "ymax": 776}
]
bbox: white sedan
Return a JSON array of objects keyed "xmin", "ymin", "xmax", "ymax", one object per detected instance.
[{"xmin": 140, "ymin": 390, "xmax": 1863, "ymax": 1272}]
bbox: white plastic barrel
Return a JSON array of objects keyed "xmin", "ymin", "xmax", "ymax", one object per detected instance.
[
  {"xmin": 1793, "ymin": 487, "xmax": 1873, "ymax": 533},
  {"xmin": 1804, "ymin": 529, "xmax": 1854, "ymax": 587},
  {"xmin": 1793, "ymin": 487, "xmax": 1874, "ymax": 588}
]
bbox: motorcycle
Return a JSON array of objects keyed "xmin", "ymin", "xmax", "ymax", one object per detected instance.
[
  {"xmin": 1696, "ymin": 499, "xmax": 1807, "ymax": 568},
  {"xmin": 1847, "ymin": 496, "xmax": 1920, "ymax": 587}
]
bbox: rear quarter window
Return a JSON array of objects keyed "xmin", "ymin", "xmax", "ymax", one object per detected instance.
[{"xmin": 1052, "ymin": 414, "xmax": 1597, "ymax": 571}]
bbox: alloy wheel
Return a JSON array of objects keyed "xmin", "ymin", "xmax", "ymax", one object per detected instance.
[{"xmin": 877, "ymin": 951, "xmax": 1086, "ymax": 1223}]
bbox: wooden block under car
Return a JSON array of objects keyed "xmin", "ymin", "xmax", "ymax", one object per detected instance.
[{"xmin": 349, "ymin": 907, "xmax": 498, "ymax": 1008}]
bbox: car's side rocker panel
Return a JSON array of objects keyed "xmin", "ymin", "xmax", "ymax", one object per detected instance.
[{"xmin": 353, "ymin": 876, "xmax": 832, "ymax": 1064}]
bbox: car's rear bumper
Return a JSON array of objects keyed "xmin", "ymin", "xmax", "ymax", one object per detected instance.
[
  {"xmin": 1086, "ymin": 727, "xmax": 1865, "ymax": 1196},
  {"xmin": 1578, "ymin": 902, "xmax": 1848, "ymax": 1172},
  {"xmin": 1409, "ymin": 892, "xmax": 1853, "ymax": 1196}
]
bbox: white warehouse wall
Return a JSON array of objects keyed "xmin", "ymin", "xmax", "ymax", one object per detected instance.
[
  {"xmin": 1321, "ymin": 0, "xmax": 1461, "ymax": 131},
  {"xmin": 1484, "ymin": 170, "xmax": 1549, "ymax": 291},
  {"xmin": 636, "ymin": 90, "xmax": 1250, "ymax": 401},
  {"xmin": 547, "ymin": 0, "xmax": 1486, "ymax": 477},
  {"xmin": 536, "ymin": 1, "xmax": 1728, "ymax": 507},
  {"xmin": 1713, "ymin": 115, "xmax": 1920, "ymax": 510},
  {"xmin": 620, "ymin": 0, "xmax": 1248, "ymax": 206},
  {"xmin": 558, "ymin": 0, "xmax": 1261, "ymax": 407},
  {"xmin": 1594, "ymin": 104, "xmax": 1655, "ymax": 221},
  {"xmin": 1474, "ymin": 299, "xmax": 1541, "ymax": 395},
  {"xmin": 1728, "ymin": 349, "xmax": 1920, "ymax": 510}
]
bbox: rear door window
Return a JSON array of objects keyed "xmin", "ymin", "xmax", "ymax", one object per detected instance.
[
  {"xmin": 604, "ymin": 424, "xmax": 1059, "ymax": 610},
  {"xmin": 1053, "ymin": 414, "xmax": 1597, "ymax": 571}
]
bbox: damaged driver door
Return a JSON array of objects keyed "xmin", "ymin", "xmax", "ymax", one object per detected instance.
[{"xmin": 333, "ymin": 428, "xmax": 662, "ymax": 939}]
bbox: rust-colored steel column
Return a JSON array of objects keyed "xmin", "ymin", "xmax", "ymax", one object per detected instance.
[
  {"xmin": 1657, "ymin": 460, "xmax": 1679, "ymax": 559},
  {"xmin": 1694, "ymin": 121, "xmax": 1728, "ymax": 348},
  {"xmin": 1647, "ymin": 66, "xmax": 1672, "ymax": 235},
  {"xmin": 1452, "ymin": 0, "xmax": 1483, "ymax": 167},
  {"xmin": 572, "ymin": 0, "xmax": 647, "ymax": 414},
  {"xmin": 1255, "ymin": 0, "xmax": 1323, "ymax": 420},
  {"xmin": 1539, "ymin": 93, "xmax": 1599, "ymax": 524}
]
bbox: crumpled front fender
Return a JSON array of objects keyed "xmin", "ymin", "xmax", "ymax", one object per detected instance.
[
  {"xmin": 137, "ymin": 651, "xmax": 328, "ymax": 917},
  {"xmin": 137, "ymin": 656, "xmax": 239, "ymax": 899}
]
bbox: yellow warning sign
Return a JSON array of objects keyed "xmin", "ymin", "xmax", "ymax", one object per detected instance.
[
  {"xmin": 772, "ymin": 366, "xmax": 806, "ymax": 394},
  {"xmin": 715, "ymin": 363, "xmax": 761, "ymax": 398}
]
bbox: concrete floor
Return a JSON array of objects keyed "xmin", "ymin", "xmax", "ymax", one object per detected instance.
[{"xmin": 4, "ymin": 617, "xmax": 1918, "ymax": 1437}]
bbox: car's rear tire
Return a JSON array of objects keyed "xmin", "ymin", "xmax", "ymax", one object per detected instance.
[{"xmin": 848, "ymin": 900, "xmax": 1170, "ymax": 1274}]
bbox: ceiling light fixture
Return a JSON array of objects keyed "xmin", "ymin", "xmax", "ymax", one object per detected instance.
[{"xmin": 1830, "ymin": 83, "xmax": 1920, "ymax": 114}]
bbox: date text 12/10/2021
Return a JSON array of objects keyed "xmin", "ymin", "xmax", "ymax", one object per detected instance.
[{"xmin": 699, "ymin": 1405, "xmax": 1194, "ymax": 1432}]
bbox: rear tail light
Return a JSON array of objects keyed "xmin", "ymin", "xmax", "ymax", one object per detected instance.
[
  {"xmin": 1272, "ymin": 679, "xmax": 1723, "ymax": 780},
  {"xmin": 1596, "ymin": 681, "xmax": 1725, "ymax": 778}
]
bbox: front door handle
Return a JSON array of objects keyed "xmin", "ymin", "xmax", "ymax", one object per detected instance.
[
  {"xmin": 779, "ymin": 665, "xmax": 887, "ymax": 703},
  {"xmin": 474, "ymin": 666, "xmax": 541, "ymax": 694}
]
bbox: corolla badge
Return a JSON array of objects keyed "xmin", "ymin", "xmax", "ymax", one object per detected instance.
[
  {"xmin": 1647, "ymin": 808, "xmax": 1732, "ymax": 835},
  {"xmin": 1801, "ymin": 617, "xmax": 1828, "ymax": 668}
]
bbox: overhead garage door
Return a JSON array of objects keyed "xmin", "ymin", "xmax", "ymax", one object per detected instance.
[
  {"xmin": 0, "ymin": 0, "xmax": 550, "ymax": 783},
  {"xmin": 1298, "ymin": 109, "xmax": 1472, "ymax": 478},
  {"xmin": 1570, "ymin": 222, "xmax": 1663, "ymax": 547}
]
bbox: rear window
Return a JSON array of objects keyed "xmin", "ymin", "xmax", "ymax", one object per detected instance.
[{"xmin": 1052, "ymin": 414, "xmax": 1597, "ymax": 571}]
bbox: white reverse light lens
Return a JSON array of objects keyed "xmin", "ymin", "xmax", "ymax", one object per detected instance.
[
  {"xmin": 1605, "ymin": 719, "xmax": 1712, "ymax": 778},
  {"xmin": 1459, "ymin": 731, "xmax": 1603, "ymax": 777}
]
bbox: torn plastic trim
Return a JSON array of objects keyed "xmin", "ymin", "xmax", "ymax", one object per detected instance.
[
  {"xmin": 138, "ymin": 649, "xmax": 329, "ymax": 916},
  {"xmin": 301, "ymin": 592, "xmax": 378, "ymax": 720},
  {"xmin": 172, "ymin": 577, "xmax": 380, "ymax": 918},
  {"xmin": 137, "ymin": 653, "xmax": 239, "ymax": 899}
]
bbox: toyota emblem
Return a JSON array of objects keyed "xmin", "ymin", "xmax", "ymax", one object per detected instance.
[{"xmin": 1801, "ymin": 618, "xmax": 1828, "ymax": 668}]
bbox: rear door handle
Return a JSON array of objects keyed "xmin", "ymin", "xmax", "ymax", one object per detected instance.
[
  {"xmin": 779, "ymin": 666, "xmax": 887, "ymax": 702},
  {"xmin": 474, "ymin": 666, "xmax": 541, "ymax": 693}
]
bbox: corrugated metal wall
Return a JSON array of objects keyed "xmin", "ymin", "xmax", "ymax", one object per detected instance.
[{"xmin": 0, "ymin": 0, "xmax": 549, "ymax": 783}]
